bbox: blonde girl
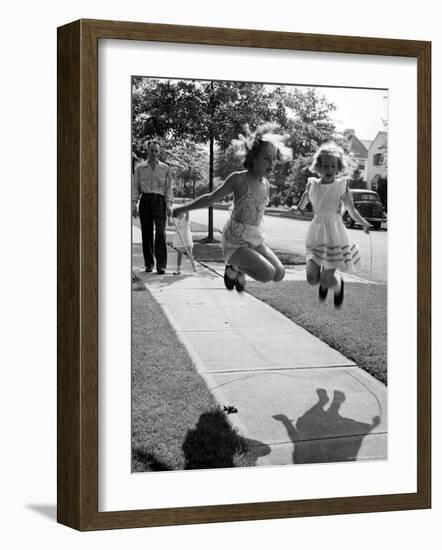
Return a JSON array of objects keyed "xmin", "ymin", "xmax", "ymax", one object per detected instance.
[{"xmin": 296, "ymin": 142, "xmax": 371, "ymax": 307}]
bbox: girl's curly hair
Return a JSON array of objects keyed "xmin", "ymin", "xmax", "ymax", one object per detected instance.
[
  {"xmin": 231, "ymin": 123, "xmax": 292, "ymax": 169},
  {"xmin": 309, "ymin": 142, "xmax": 354, "ymax": 177}
]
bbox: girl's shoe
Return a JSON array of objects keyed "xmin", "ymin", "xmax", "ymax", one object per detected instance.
[
  {"xmin": 223, "ymin": 265, "xmax": 237, "ymax": 290},
  {"xmin": 173, "ymin": 269, "xmax": 181, "ymax": 275},
  {"xmin": 234, "ymin": 271, "xmax": 246, "ymax": 292},
  {"xmin": 318, "ymin": 284, "xmax": 328, "ymax": 301},
  {"xmin": 334, "ymin": 278, "xmax": 344, "ymax": 308}
]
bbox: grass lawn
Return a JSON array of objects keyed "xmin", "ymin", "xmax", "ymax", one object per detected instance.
[
  {"xmin": 166, "ymin": 219, "xmax": 305, "ymax": 264},
  {"xmin": 131, "ymin": 281, "xmax": 258, "ymax": 472},
  {"xmin": 247, "ymin": 280, "xmax": 388, "ymax": 385},
  {"xmin": 192, "ymin": 239, "xmax": 305, "ymax": 265},
  {"xmin": 167, "ymin": 222, "xmax": 305, "ymax": 265}
]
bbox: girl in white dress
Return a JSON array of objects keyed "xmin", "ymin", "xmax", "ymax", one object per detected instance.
[
  {"xmin": 295, "ymin": 142, "xmax": 371, "ymax": 307},
  {"xmin": 171, "ymin": 210, "xmax": 193, "ymax": 275}
]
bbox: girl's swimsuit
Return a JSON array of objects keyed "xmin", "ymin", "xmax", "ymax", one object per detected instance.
[
  {"xmin": 305, "ymin": 177, "xmax": 361, "ymax": 271},
  {"xmin": 222, "ymin": 172, "xmax": 268, "ymax": 263}
]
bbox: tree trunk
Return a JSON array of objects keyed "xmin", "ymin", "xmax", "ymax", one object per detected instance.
[
  {"xmin": 201, "ymin": 81, "xmax": 217, "ymax": 243},
  {"xmin": 208, "ymin": 134, "xmax": 214, "ymax": 241}
]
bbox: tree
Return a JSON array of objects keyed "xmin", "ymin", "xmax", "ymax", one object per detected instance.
[
  {"xmin": 229, "ymin": 87, "xmax": 338, "ymax": 207},
  {"xmin": 132, "ymin": 80, "xmax": 339, "ymax": 229},
  {"xmin": 166, "ymin": 141, "xmax": 209, "ymax": 198},
  {"xmin": 282, "ymin": 87, "xmax": 337, "ymax": 157},
  {"xmin": 182, "ymin": 81, "xmax": 280, "ymax": 239},
  {"xmin": 214, "ymin": 144, "xmax": 243, "ymax": 181},
  {"xmin": 267, "ymin": 87, "xmax": 338, "ymax": 205},
  {"xmin": 132, "ymin": 79, "xmax": 279, "ymax": 239},
  {"xmin": 279, "ymin": 155, "xmax": 313, "ymax": 207}
]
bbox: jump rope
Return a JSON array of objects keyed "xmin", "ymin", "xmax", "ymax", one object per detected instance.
[{"xmin": 170, "ymin": 201, "xmax": 375, "ymax": 314}]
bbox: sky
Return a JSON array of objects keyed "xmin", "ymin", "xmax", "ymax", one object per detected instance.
[{"xmin": 304, "ymin": 85, "xmax": 388, "ymax": 141}]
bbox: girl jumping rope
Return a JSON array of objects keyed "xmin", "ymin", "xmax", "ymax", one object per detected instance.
[
  {"xmin": 294, "ymin": 142, "xmax": 371, "ymax": 307},
  {"xmin": 173, "ymin": 124, "xmax": 292, "ymax": 292}
]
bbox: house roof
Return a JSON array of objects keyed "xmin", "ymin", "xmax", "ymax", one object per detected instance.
[
  {"xmin": 348, "ymin": 135, "xmax": 368, "ymax": 159},
  {"xmin": 360, "ymin": 140, "xmax": 373, "ymax": 150},
  {"xmin": 367, "ymin": 131, "xmax": 388, "ymax": 152}
]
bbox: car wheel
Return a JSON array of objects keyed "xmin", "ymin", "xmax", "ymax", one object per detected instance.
[
  {"xmin": 344, "ymin": 214, "xmax": 354, "ymax": 228},
  {"xmin": 372, "ymin": 222, "xmax": 381, "ymax": 230}
]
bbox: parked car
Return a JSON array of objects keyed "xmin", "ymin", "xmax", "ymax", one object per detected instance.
[{"xmin": 343, "ymin": 189, "xmax": 386, "ymax": 230}]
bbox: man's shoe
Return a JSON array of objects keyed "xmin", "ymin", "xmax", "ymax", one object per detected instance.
[
  {"xmin": 334, "ymin": 278, "xmax": 344, "ymax": 308},
  {"xmin": 157, "ymin": 268, "xmax": 166, "ymax": 275},
  {"xmin": 223, "ymin": 265, "xmax": 237, "ymax": 290},
  {"xmin": 145, "ymin": 266, "xmax": 153, "ymax": 273},
  {"xmin": 318, "ymin": 284, "xmax": 328, "ymax": 301}
]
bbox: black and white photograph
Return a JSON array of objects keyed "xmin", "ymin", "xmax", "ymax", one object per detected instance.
[
  {"xmin": 2, "ymin": 0, "xmax": 437, "ymax": 542},
  {"xmin": 130, "ymin": 76, "xmax": 388, "ymax": 473}
]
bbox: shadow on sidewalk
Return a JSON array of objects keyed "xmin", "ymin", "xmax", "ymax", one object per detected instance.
[
  {"xmin": 182, "ymin": 410, "xmax": 271, "ymax": 470},
  {"xmin": 135, "ymin": 270, "xmax": 198, "ymax": 289},
  {"xmin": 132, "ymin": 409, "xmax": 271, "ymax": 473},
  {"xmin": 273, "ymin": 388, "xmax": 381, "ymax": 464}
]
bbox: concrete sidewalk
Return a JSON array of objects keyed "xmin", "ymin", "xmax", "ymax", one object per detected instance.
[{"xmin": 133, "ymin": 224, "xmax": 387, "ymax": 466}]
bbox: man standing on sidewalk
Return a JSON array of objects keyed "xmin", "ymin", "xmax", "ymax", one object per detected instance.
[{"xmin": 132, "ymin": 141, "xmax": 173, "ymax": 274}]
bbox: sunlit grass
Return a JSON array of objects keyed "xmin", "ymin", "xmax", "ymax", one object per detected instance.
[{"xmin": 247, "ymin": 280, "xmax": 387, "ymax": 385}]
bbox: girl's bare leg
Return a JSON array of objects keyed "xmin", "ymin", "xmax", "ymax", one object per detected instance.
[
  {"xmin": 229, "ymin": 247, "xmax": 276, "ymax": 283},
  {"xmin": 255, "ymin": 244, "xmax": 285, "ymax": 282},
  {"xmin": 306, "ymin": 260, "xmax": 321, "ymax": 286},
  {"xmin": 174, "ymin": 250, "xmax": 183, "ymax": 275}
]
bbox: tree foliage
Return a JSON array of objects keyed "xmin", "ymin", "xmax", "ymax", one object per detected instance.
[
  {"xmin": 166, "ymin": 142, "xmax": 209, "ymax": 198},
  {"xmin": 132, "ymin": 78, "xmax": 340, "ymax": 217},
  {"xmin": 132, "ymin": 79, "xmax": 281, "ymax": 155}
]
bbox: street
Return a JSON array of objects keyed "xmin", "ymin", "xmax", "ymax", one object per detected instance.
[{"xmin": 189, "ymin": 208, "xmax": 388, "ymax": 284}]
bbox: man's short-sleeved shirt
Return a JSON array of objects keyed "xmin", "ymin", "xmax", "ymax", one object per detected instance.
[{"xmin": 132, "ymin": 160, "xmax": 173, "ymax": 206}]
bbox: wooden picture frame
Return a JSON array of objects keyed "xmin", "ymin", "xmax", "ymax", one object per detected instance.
[{"xmin": 57, "ymin": 18, "xmax": 431, "ymax": 530}]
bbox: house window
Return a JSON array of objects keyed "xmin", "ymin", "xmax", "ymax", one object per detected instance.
[{"xmin": 373, "ymin": 153, "xmax": 384, "ymax": 166}]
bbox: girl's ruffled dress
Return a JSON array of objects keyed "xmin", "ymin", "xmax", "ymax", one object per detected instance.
[
  {"xmin": 305, "ymin": 177, "xmax": 361, "ymax": 271},
  {"xmin": 172, "ymin": 216, "xmax": 193, "ymax": 252},
  {"xmin": 222, "ymin": 172, "xmax": 268, "ymax": 263}
]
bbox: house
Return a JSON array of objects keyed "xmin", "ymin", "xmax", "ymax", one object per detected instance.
[
  {"xmin": 343, "ymin": 128, "xmax": 371, "ymax": 186},
  {"xmin": 366, "ymin": 131, "xmax": 388, "ymax": 191}
]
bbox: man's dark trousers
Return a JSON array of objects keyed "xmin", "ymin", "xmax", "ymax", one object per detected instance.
[{"xmin": 139, "ymin": 193, "xmax": 167, "ymax": 270}]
